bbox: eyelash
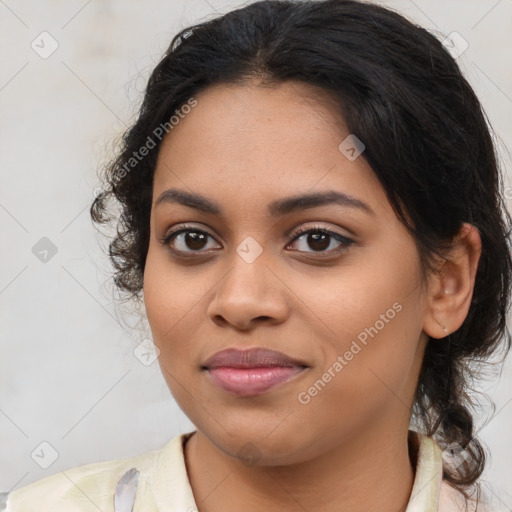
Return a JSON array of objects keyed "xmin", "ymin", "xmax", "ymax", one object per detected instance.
[{"xmin": 160, "ymin": 223, "xmax": 354, "ymax": 258}]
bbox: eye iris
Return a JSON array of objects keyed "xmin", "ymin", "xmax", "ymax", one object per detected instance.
[
  {"xmin": 308, "ymin": 232, "xmax": 330, "ymax": 251},
  {"xmin": 186, "ymin": 231, "xmax": 208, "ymax": 250},
  {"xmin": 171, "ymin": 228, "xmax": 342, "ymax": 253}
]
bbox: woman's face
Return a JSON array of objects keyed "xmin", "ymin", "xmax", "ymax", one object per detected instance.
[{"xmin": 143, "ymin": 80, "xmax": 432, "ymax": 465}]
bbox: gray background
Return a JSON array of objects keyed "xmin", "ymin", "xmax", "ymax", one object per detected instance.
[{"xmin": 1, "ymin": 0, "xmax": 511, "ymax": 506}]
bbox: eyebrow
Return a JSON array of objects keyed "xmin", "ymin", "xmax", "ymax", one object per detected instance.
[{"xmin": 155, "ymin": 188, "xmax": 375, "ymax": 217}]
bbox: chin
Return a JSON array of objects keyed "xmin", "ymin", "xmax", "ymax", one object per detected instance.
[{"xmin": 199, "ymin": 421, "xmax": 312, "ymax": 466}]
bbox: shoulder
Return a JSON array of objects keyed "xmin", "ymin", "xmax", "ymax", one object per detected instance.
[
  {"xmin": 2, "ymin": 438, "xmax": 176, "ymax": 512},
  {"xmin": 439, "ymin": 480, "xmax": 471, "ymax": 512},
  {"xmin": 440, "ymin": 480, "xmax": 501, "ymax": 512}
]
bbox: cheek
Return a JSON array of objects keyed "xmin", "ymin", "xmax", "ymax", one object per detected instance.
[
  {"xmin": 143, "ymin": 246, "xmax": 213, "ymax": 376},
  {"xmin": 293, "ymin": 304, "xmax": 422, "ymax": 448},
  {"xmin": 293, "ymin": 243, "xmax": 424, "ymax": 411},
  {"xmin": 144, "ymin": 245, "xmax": 190, "ymax": 333},
  {"xmin": 143, "ymin": 259, "xmax": 198, "ymax": 404},
  {"xmin": 143, "ymin": 247, "xmax": 188, "ymax": 352},
  {"xmin": 291, "ymin": 250, "xmax": 420, "ymax": 353}
]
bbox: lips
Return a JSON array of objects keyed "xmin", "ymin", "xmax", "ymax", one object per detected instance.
[
  {"xmin": 202, "ymin": 347, "xmax": 308, "ymax": 369},
  {"xmin": 202, "ymin": 347, "xmax": 308, "ymax": 397}
]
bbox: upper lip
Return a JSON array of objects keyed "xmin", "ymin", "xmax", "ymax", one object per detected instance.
[{"xmin": 202, "ymin": 347, "xmax": 308, "ymax": 369}]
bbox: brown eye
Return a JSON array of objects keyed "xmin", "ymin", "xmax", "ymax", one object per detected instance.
[
  {"xmin": 162, "ymin": 226, "xmax": 220, "ymax": 253},
  {"xmin": 287, "ymin": 226, "xmax": 354, "ymax": 255},
  {"xmin": 160, "ymin": 223, "xmax": 354, "ymax": 258}
]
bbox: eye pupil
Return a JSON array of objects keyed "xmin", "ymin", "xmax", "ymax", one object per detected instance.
[
  {"xmin": 308, "ymin": 232, "xmax": 330, "ymax": 251},
  {"xmin": 164, "ymin": 226, "xmax": 352, "ymax": 257},
  {"xmin": 186, "ymin": 232, "xmax": 208, "ymax": 250}
]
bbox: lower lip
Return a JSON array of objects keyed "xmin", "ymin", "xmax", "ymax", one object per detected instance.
[{"xmin": 205, "ymin": 366, "xmax": 305, "ymax": 396}]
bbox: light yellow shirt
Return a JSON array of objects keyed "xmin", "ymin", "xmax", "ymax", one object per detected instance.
[{"xmin": 2, "ymin": 430, "xmax": 473, "ymax": 511}]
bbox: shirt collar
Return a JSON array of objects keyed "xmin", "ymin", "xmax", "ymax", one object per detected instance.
[
  {"xmin": 405, "ymin": 429, "xmax": 444, "ymax": 511},
  {"xmin": 149, "ymin": 431, "xmax": 197, "ymax": 511},
  {"xmin": 148, "ymin": 429, "xmax": 444, "ymax": 511}
]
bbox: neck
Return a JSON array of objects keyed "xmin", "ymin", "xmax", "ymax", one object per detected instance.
[{"xmin": 184, "ymin": 421, "xmax": 416, "ymax": 512}]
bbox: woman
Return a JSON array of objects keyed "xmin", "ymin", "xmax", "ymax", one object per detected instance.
[{"xmin": 3, "ymin": 0, "xmax": 511, "ymax": 510}]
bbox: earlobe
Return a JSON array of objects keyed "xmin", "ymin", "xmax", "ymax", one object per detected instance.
[
  {"xmin": 434, "ymin": 316, "xmax": 448, "ymax": 334},
  {"xmin": 422, "ymin": 223, "xmax": 482, "ymax": 340}
]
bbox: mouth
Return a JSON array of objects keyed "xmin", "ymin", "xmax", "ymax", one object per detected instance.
[{"xmin": 201, "ymin": 347, "xmax": 309, "ymax": 397}]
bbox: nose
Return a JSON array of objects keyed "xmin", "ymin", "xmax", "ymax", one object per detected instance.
[{"xmin": 206, "ymin": 249, "xmax": 290, "ymax": 331}]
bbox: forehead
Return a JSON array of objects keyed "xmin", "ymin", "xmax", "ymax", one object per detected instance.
[{"xmin": 152, "ymin": 81, "xmax": 387, "ymax": 217}]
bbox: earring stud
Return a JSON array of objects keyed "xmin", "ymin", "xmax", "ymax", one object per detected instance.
[{"xmin": 434, "ymin": 316, "xmax": 448, "ymax": 334}]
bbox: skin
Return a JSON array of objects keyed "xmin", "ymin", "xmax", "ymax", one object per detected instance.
[{"xmin": 142, "ymin": 80, "xmax": 482, "ymax": 512}]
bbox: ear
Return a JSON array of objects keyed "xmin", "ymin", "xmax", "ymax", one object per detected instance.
[{"xmin": 423, "ymin": 223, "xmax": 482, "ymax": 339}]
